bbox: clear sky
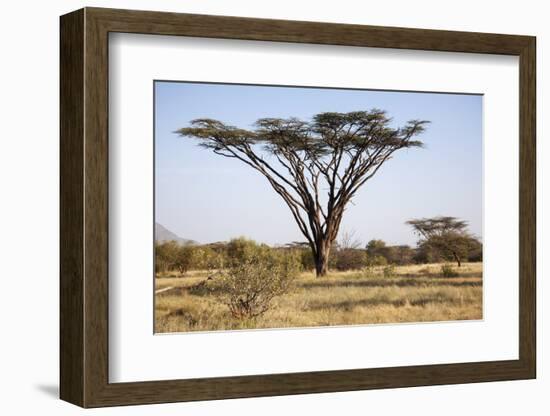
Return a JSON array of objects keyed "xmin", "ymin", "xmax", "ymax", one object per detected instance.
[{"xmin": 155, "ymin": 81, "xmax": 482, "ymax": 247}]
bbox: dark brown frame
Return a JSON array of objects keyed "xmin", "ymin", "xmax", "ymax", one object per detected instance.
[{"xmin": 60, "ymin": 7, "xmax": 536, "ymax": 408}]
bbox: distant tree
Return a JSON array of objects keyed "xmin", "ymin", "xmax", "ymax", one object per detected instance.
[
  {"xmin": 339, "ymin": 230, "xmax": 362, "ymax": 250},
  {"xmin": 467, "ymin": 239, "xmax": 483, "ymax": 262},
  {"xmin": 366, "ymin": 239, "xmax": 387, "ymax": 256},
  {"xmin": 333, "ymin": 230, "xmax": 367, "ymax": 270},
  {"xmin": 387, "ymin": 245, "xmax": 415, "ymax": 265},
  {"xmin": 334, "ymin": 249, "xmax": 368, "ymax": 271},
  {"xmin": 154, "ymin": 240, "xmax": 180, "ymax": 273},
  {"xmin": 173, "ymin": 245, "xmax": 195, "ymax": 274},
  {"xmin": 413, "ymin": 240, "xmax": 444, "ymax": 264},
  {"xmin": 366, "ymin": 239, "xmax": 415, "ymax": 265},
  {"xmin": 406, "ymin": 216, "xmax": 479, "ymax": 267},
  {"xmin": 177, "ymin": 111, "xmax": 428, "ymax": 276},
  {"xmin": 225, "ymin": 237, "xmax": 269, "ymax": 266}
]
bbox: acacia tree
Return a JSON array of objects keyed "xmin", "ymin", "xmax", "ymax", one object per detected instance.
[
  {"xmin": 177, "ymin": 110, "xmax": 428, "ymax": 277},
  {"xmin": 406, "ymin": 216, "xmax": 478, "ymax": 267}
]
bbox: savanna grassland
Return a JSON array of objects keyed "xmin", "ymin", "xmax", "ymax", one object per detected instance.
[{"xmin": 155, "ymin": 262, "xmax": 482, "ymax": 333}]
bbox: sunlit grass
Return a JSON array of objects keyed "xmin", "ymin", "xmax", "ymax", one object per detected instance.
[{"xmin": 155, "ymin": 262, "xmax": 482, "ymax": 333}]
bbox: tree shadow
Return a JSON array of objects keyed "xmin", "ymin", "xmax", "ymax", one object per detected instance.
[
  {"xmin": 401, "ymin": 271, "xmax": 482, "ymax": 279},
  {"xmin": 302, "ymin": 279, "xmax": 482, "ymax": 290},
  {"xmin": 309, "ymin": 294, "xmax": 467, "ymax": 311},
  {"xmin": 309, "ymin": 297, "xmax": 407, "ymax": 311}
]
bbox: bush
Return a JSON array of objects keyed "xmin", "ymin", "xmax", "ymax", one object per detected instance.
[
  {"xmin": 334, "ymin": 248, "xmax": 368, "ymax": 271},
  {"xmin": 383, "ymin": 264, "xmax": 396, "ymax": 278},
  {"xmin": 467, "ymin": 241, "xmax": 483, "ymax": 262},
  {"xmin": 225, "ymin": 237, "xmax": 269, "ymax": 266},
  {"xmin": 211, "ymin": 250, "xmax": 300, "ymax": 319},
  {"xmin": 440, "ymin": 263, "xmax": 459, "ymax": 277},
  {"xmin": 155, "ymin": 240, "xmax": 180, "ymax": 273},
  {"xmin": 367, "ymin": 254, "xmax": 387, "ymax": 267},
  {"xmin": 298, "ymin": 248, "xmax": 315, "ymax": 271}
]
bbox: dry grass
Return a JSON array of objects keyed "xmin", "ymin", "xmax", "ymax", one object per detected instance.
[{"xmin": 155, "ymin": 262, "xmax": 482, "ymax": 333}]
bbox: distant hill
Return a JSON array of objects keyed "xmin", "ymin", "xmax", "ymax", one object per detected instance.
[{"xmin": 155, "ymin": 223, "xmax": 197, "ymax": 245}]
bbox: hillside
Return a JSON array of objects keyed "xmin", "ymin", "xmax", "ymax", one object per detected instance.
[{"xmin": 155, "ymin": 223, "xmax": 196, "ymax": 245}]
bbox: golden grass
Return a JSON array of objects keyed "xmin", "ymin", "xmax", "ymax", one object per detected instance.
[{"xmin": 155, "ymin": 262, "xmax": 482, "ymax": 333}]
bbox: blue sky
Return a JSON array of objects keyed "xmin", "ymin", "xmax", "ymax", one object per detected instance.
[{"xmin": 155, "ymin": 81, "xmax": 482, "ymax": 247}]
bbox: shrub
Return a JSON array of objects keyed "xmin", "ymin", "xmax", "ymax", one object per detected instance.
[
  {"xmin": 334, "ymin": 248, "xmax": 368, "ymax": 271},
  {"xmin": 211, "ymin": 250, "xmax": 300, "ymax": 319},
  {"xmin": 440, "ymin": 263, "xmax": 459, "ymax": 277},
  {"xmin": 298, "ymin": 248, "xmax": 315, "ymax": 271},
  {"xmin": 360, "ymin": 264, "xmax": 377, "ymax": 278},
  {"xmin": 467, "ymin": 241, "xmax": 483, "ymax": 262},
  {"xmin": 225, "ymin": 237, "xmax": 269, "ymax": 265},
  {"xmin": 155, "ymin": 240, "xmax": 180, "ymax": 273},
  {"xmin": 172, "ymin": 245, "xmax": 196, "ymax": 274},
  {"xmin": 367, "ymin": 254, "xmax": 387, "ymax": 267},
  {"xmin": 383, "ymin": 264, "xmax": 396, "ymax": 278}
]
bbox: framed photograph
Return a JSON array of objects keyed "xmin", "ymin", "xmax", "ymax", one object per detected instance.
[{"xmin": 60, "ymin": 7, "xmax": 536, "ymax": 407}]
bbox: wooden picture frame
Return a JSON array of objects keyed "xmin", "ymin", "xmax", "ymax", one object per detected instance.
[{"xmin": 60, "ymin": 7, "xmax": 536, "ymax": 408}]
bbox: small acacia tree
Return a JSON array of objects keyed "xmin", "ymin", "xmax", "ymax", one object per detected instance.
[
  {"xmin": 406, "ymin": 216, "xmax": 479, "ymax": 267},
  {"xmin": 177, "ymin": 110, "xmax": 428, "ymax": 277}
]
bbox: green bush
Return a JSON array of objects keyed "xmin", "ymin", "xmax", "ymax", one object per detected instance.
[
  {"xmin": 211, "ymin": 250, "xmax": 300, "ymax": 319},
  {"xmin": 298, "ymin": 248, "xmax": 315, "ymax": 271},
  {"xmin": 367, "ymin": 254, "xmax": 388, "ymax": 267},
  {"xmin": 225, "ymin": 237, "xmax": 269, "ymax": 265},
  {"xmin": 440, "ymin": 263, "xmax": 459, "ymax": 277},
  {"xmin": 334, "ymin": 248, "xmax": 368, "ymax": 271},
  {"xmin": 155, "ymin": 240, "xmax": 180, "ymax": 273}
]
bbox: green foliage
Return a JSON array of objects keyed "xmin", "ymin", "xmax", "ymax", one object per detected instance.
[
  {"xmin": 156, "ymin": 237, "xmax": 323, "ymax": 276},
  {"xmin": 366, "ymin": 239, "xmax": 415, "ymax": 266},
  {"xmin": 156, "ymin": 234, "xmax": 481, "ymax": 277},
  {"xmin": 334, "ymin": 248, "xmax": 368, "ymax": 271},
  {"xmin": 155, "ymin": 240, "xmax": 180, "ymax": 273},
  {"xmin": 440, "ymin": 263, "xmax": 459, "ymax": 277},
  {"xmin": 467, "ymin": 239, "xmax": 483, "ymax": 262},
  {"xmin": 407, "ymin": 216, "xmax": 481, "ymax": 267},
  {"xmin": 386, "ymin": 245, "xmax": 416, "ymax": 265},
  {"xmin": 172, "ymin": 245, "xmax": 194, "ymax": 274},
  {"xmin": 211, "ymin": 250, "xmax": 300, "ymax": 319},
  {"xmin": 413, "ymin": 238, "xmax": 482, "ymax": 266},
  {"xmin": 366, "ymin": 239, "xmax": 387, "ymax": 254},
  {"xmin": 413, "ymin": 241, "xmax": 443, "ymax": 264},
  {"xmin": 367, "ymin": 254, "xmax": 388, "ymax": 267},
  {"xmin": 155, "ymin": 240, "xmax": 223, "ymax": 274},
  {"xmin": 177, "ymin": 112, "xmax": 428, "ymax": 159},
  {"xmin": 298, "ymin": 248, "xmax": 315, "ymax": 271},
  {"xmin": 225, "ymin": 237, "xmax": 268, "ymax": 265}
]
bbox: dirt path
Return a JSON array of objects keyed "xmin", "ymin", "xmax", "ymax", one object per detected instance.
[{"xmin": 155, "ymin": 286, "xmax": 176, "ymax": 295}]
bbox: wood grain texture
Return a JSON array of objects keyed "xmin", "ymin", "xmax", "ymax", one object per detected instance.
[
  {"xmin": 518, "ymin": 38, "xmax": 536, "ymax": 375},
  {"xmin": 59, "ymin": 7, "xmax": 537, "ymax": 408},
  {"xmin": 59, "ymin": 8, "xmax": 84, "ymax": 406},
  {"xmin": 83, "ymin": 9, "xmax": 110, "ymax": 406}
]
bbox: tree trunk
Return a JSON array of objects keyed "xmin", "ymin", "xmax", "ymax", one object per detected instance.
[
  {"xmin": 314, "ymin": 244, "xmax": 330, "ymax": 277},
  {"xmin": 452, "ymin": 251, "xmax": 461, "ymax": 267}
]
